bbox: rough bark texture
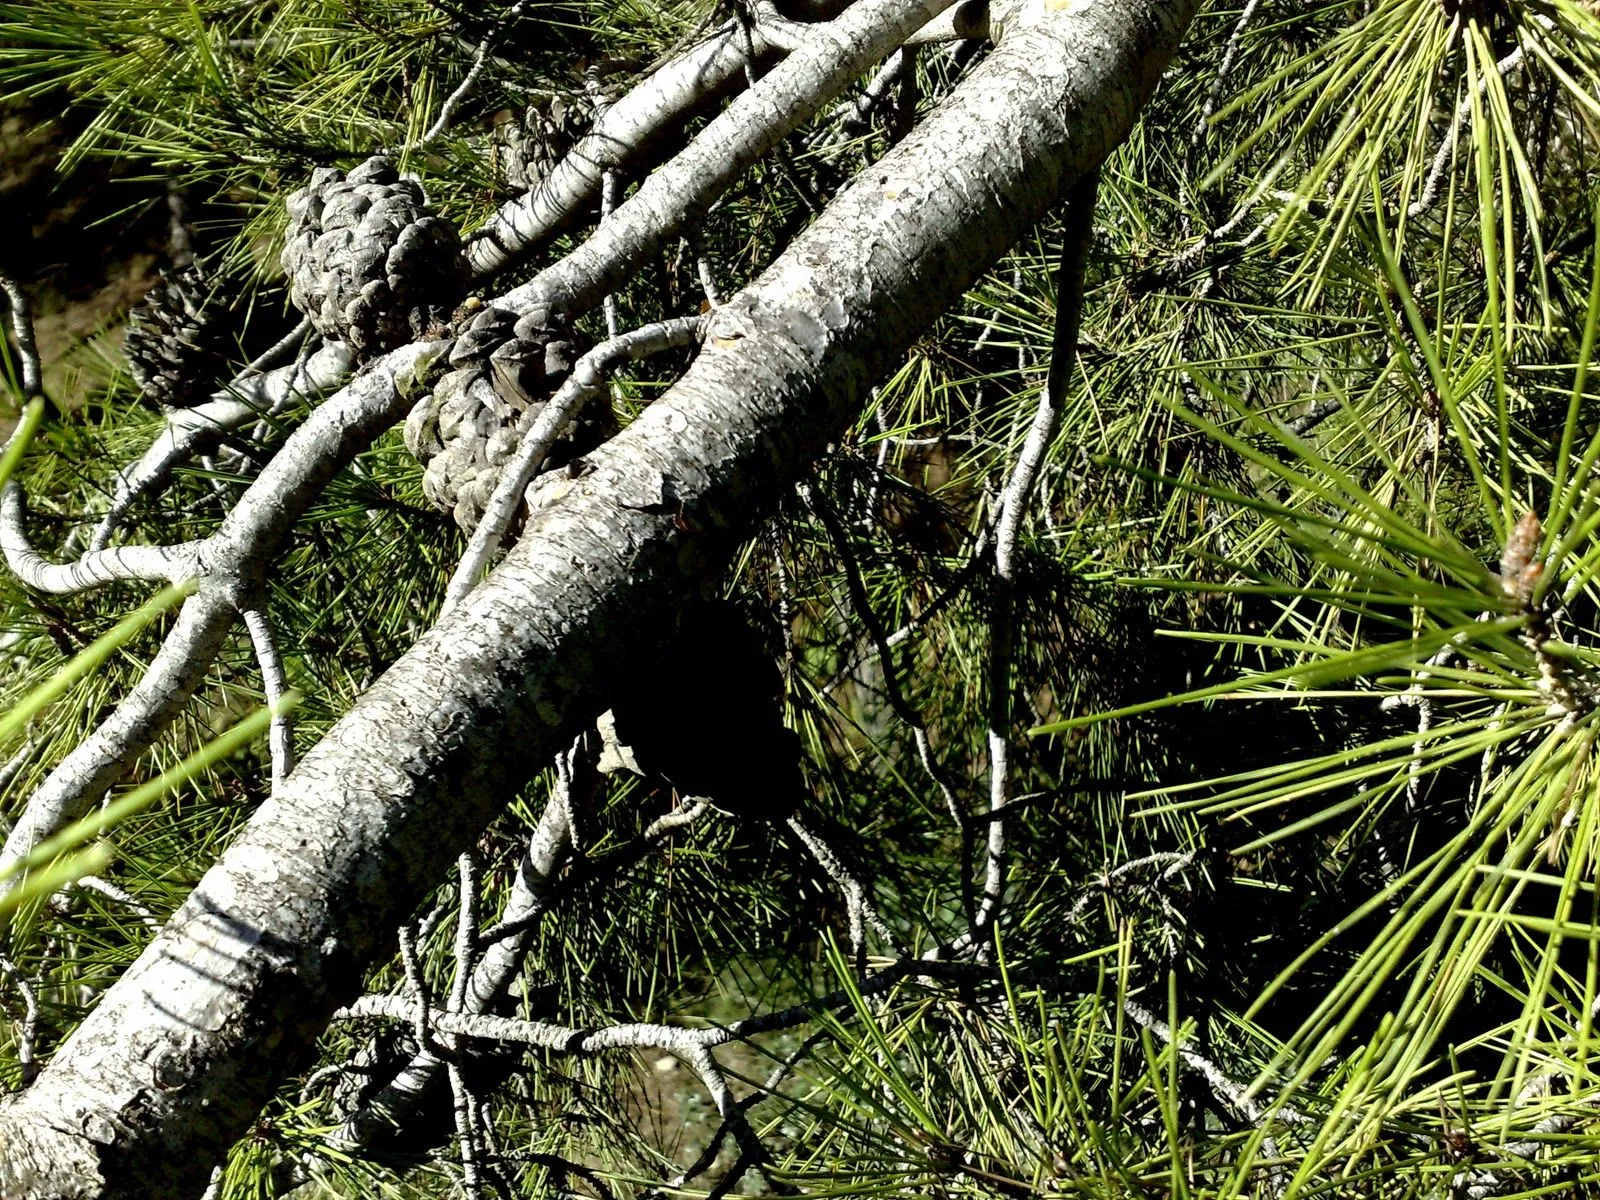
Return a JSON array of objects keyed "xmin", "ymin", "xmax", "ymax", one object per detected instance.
[{"xmin": 0, "ymin": 0, "xmax": 1196, "ymax": 1193}]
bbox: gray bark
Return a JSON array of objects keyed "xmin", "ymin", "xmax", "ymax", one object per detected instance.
[{"xmin": 0, "ymin": 0, "xmax": 1197, "ymax": 1193}]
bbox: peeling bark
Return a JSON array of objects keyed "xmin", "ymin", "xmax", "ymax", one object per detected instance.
[{"xmin": 0, "ymin": 0, "xmax": 1197, "ymax": 1194}]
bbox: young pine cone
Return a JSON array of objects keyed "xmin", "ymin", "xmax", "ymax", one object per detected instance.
[
  {"xmin": 402, "ymin": 305, "xmax": 615, "ymax": 532},
  {"xmin": 123, "ymin": 266, "xmax": 234, "ymax": 408},
  {"xmin": 281, "ymin": 156, "xmax": 467, "ymax": 359}
]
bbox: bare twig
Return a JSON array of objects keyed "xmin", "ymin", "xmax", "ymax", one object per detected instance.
[
  {"xmin": 1061, "ymin": 850, "xmax": 1199, "ymax": 926},
  {"xmin": 235, "ymin": 317, "xmax": 314, "ymax": 383},
  {"xmin": 445, "ymin": 852, "xmax": 484, "ymax": 1198},
  {"xmin": 1123, "ymin": 997, "xmax": 1306, "ymax": 1126},
  {"xmin": 415, "ymin": 0, "xmax": 532, "ymax": 149},
  {"xmin": 786, "ymin": 815, "xmax": 903, "ymax": 961},
  {"xmin": 242, "ymin": 606, "xmax": 295, "ymax": 794},
  {"xmin": 1192, "ymin": 0, "xmax": 1263, "ymax": 148},
  {"xmin": 397, "ymin": 921, "xmax": 437, "ymax": 1059},
  {"xmin": 586, "ymin": 68, "xmax": 625, "ymax": 341},
  {"xmin": 334, "ymin": 957, "xmax": 989, "ymax": 1050},
  {"xmin": 65, "ymin": 875, "xmax": 159, "ymax": 927},
  {"xmin": 970, "ymin": 169, "xmax": 1098, "ymax": 951},
  {"xmin": 1408, "ymin": 43, "xmax": 1526, "ymax": 221},
  {"xmin": 1, "ymin": 485, "xmax": 200, "ymax": 595},
  {"xmin": 0, "ymin": 270, "xmax": 43, "ymax": 400},
  {"xmin": 0, "ymin": 951, "xmax": 39, "ymax": 1085},
  {"xmin": 93, "ymin": 342, "xmax": 353, "ymax": 553},
  {"xmin": 0, "ymin": 740, "xmax": 33, "ymax": 801}
]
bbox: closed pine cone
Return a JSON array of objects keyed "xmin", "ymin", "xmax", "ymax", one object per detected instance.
[
  {"xmin": 403, "ymin": 305, "xmax": 616, "ymax": 532},
  {"xmin": 493, "ymin": 96, "xmax": 589, "ymax": 192},
  {"xmin": 124, "ymin": 265, "xmax": 234, "ymax": 409},
  {"xmin": 282, "ymin": 156, "xmax": 467, "ymax": 359}
]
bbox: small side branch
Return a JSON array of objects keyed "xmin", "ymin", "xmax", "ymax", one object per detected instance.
[
  {"xmin": 1408, "ymin": 43, "xmax": 1526, "ymax": 221},
  {"xmin": 970, "ymin": 169, "xmax": 1098, "ymax": 950},
  {"xmin": 242, "ymin": 606, "xmax": 295, "ymax": 793},
  {"xmin": 0, "ymin": 270, "xmax": 43, "ymax": 400},
  {"xmin": 0, "ymin": 951, "xmax": 40, "ymax": 1085},
  {"xmin": 1192, "ymin": 0, "xmax": 1263, "ymax": 148},
  {"xmin": 415, "ymin": 0, "xmax": 532, "ymax": 149},
  {"xmin": 1122, "ymin": 998, "xmax": 1307, "ymax": 1126},
  {"xmin": 467, "ymin": 21, "xmax": 780, "ymax": 277},
  {"xmin": 93, "ymin": 342, "xmax": 352, "ymax": 552},
  {"xmin": 786, "ymin": 815, "xmax": 902, "ymax": 961},
  {"xmin": 1, "ymin": 485, "xmax": 199, "ymax": 594}
]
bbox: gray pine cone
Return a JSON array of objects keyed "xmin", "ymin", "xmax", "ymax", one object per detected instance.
[
  {"xmin": 281, "ymin": 156, "xmax": 467, "ymax": 358},
  {"xmin": 493, "ymin": 97, "xmax": 588, "ymax": 192},
  {"xmin": 403, "ymin": 305, "xmax": 616, "ymax": 532},
  {"xmin": 124, "ymin": 266, "xmax": 233, "ymax": 409}
]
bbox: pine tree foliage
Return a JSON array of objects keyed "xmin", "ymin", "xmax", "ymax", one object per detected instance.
[{"xmin": 2, "ymin": 0, "xmax": 1600, "ymax": 1196}]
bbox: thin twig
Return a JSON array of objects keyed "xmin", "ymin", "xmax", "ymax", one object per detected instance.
[
  {"xmin": 242, "ymin": 606, "xmax": 295, "ymax": 794},
  {"xmin": 67, "ymin": 876, "xmax": 159, "ymax": 927},
  {"xmin": 449, "ymin": 852, "xmax": 480, "ymax": 1016},
  {"xmin": 1, "ymin": 484, "xmax": 201, "ymax": 595},
  {"xmin": 1061, "ymin": 850, "xmax": 1199, "ymax": 926},
  {"xmin": 786, "ymin": 815, "xmax": 903, "ymax": 961},
  {"xmin": 0, "ymin": 270, "xmax": 43, "ymax": 400},
  {"xmin": 1408, "ymin": 44, "xmax": 1526, "ymax": 220},
  {"xmin": 1122, "ymin": 998, "xmax": 1307, "ymax": 1125},
  {"xmin": 398, "ymin": 921, "xmax": 437, "ymax": 1059},
  {"xmin": 971, "ymin": 169, "xmax": 1098, "ymax": 950},
  {"xmin": 446, "ymin": 856, "xmax": 488, "ymax": 1200},
  {"xmin": 334, "ymin": 958, "xmax": 991, "ymax": 1051},
  {"xmin": 587, "ymin": 68, "xmax": 624, "ymax": 340},
  {"xmin": 236, "ymin": 317, "xmax": 314, "ymax": 382},
  {"xmin": 415, "ymin": 0, "xmax": 532, "ymax": 149},
  {"xmin": 0, "ymin": 951, "xmax": 39, "ymax": 1085},
  {"xmin": 447, "ymin": 1060, "xmax": 485, "ymax": 1197},
  {"xmin": 1192, "ymin": 0, "xmax": 1264, "ymax": 148},
  {"xmin": 0, "ymin": 741, "xmax": 34, "ymax": 800}
]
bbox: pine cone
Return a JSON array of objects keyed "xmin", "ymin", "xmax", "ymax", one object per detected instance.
[
  {"xmin": 281, "ymin": 156, "xmax": 467, "ymax": 359},
  {"xmin": 600, "ymin": 599, "xmax": 805, "ymax": 822},
  {"xmin": 403, "ymin": 305, "xmax": 615, "ymax": 532},
  {"xmin": 123, "ymin": 266, "xmax": 234, "ymax": 409},
  {"xmin": 493, "ymin": 96, "xmax": 588, "ymax": 192}
]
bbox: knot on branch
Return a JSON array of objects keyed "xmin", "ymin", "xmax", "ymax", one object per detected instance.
[{"xmin": 282, "ymin": 155, "xmax": 468, "ymax": 360}]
